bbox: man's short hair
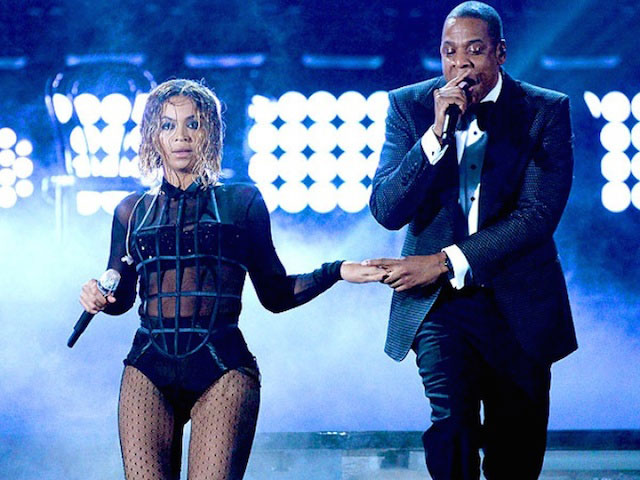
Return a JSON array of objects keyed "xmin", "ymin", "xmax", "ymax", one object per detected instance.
[{"xmin": 446, "ymin": 1, "xmax": 504, "ymax": 45}]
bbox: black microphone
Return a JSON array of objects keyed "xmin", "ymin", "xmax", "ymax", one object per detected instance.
[
  {"xmin": 67, "ymin": 269, "xmax": 121, "ymax": 348},
  {"xmin": 440, "ymin": 80, "xmax": 472, "ymax": 146}
]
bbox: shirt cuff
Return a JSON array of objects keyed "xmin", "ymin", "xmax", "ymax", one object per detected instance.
[
  {"xmin": 421, "ymin": 125, "xmax": 449, "ymax": 165},
  {"xmin": 442, "ymin": 245, "xmax": 471, "ymax": 290}
]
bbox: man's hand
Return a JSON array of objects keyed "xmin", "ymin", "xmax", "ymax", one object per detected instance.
[
  {"xmin": 340, "ymin": 261, "xmax": 387, "ymax": 283},
  {"xmin": 363, "ymin": 253, "xmax": 448, "ymax": 292},
  {"xmin": 433, "ymin": 71, "xmax": 473, "ymax": 139}
]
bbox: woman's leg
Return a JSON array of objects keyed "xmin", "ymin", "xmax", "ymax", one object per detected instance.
[
  {"xmin": 187, "ymin": 369, "xmax": 260, "ymax": 480},
  {"xmin": 118, "ymin": 366, "xmax": 183, "ymax": 480}
]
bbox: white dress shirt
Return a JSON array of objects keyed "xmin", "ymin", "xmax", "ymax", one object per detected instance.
[{"xmin": 420, "ymin": 73, "xmax": 503, "ymax": 289}]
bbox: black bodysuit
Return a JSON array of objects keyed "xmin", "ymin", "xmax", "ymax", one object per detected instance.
[{"xmin": 105, "ymin": 179, "xmax": 342, "ymax": 410}]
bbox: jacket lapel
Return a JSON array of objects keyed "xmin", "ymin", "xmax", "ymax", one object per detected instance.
[{"xmin": 478, "ymin": 72, "xmax": 532, "ymax": 227}]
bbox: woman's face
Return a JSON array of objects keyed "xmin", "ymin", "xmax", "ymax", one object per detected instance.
[{"xmin": 158, "ymin": 95, "xmax": 203, "ymax": 175}]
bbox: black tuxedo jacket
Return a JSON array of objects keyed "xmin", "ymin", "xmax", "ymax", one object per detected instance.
[{"xmin": 370, "ymin": 72, "xmax": 577, "ymax": 365}]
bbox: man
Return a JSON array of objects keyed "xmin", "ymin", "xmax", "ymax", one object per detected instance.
[{"xmin": 367, "ymin": 2, "xmax": 577, "ymax": 479}]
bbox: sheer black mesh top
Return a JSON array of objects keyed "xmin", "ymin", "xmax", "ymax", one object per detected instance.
[{"xmin": 105, "ymin": 179, "xmax": 343, "ymax": 360}]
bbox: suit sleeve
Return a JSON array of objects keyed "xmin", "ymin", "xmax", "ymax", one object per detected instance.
[
  {"xmin": 369, "ymin": 91, "xmax": 454, "ymax": 230},
  {"xmin": 457, "ymin": 95, "xmax": 574, "ymax": 284}
]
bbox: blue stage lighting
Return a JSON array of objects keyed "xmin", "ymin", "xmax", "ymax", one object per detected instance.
[
  {"xmin": 52, "ymin": 93, "xmax": 73, "ymax": 124},
  {"xmin": 76, "ymin": 190, "xmax": 101, "ymax": 216},
  {"xmin": 256, "ymin": 183, "xmax": 278, "ymax": 213},
  {"xmin": 600, "ymin": 92, "xmax": 631, "ymax": 123},
  {"xmin": 101, "ymin": 93, "xmax": 132, "ymax": 125},
  {"xmin": 632, "ymin": 183, "xmax": 640, "ymax": 210},
  {"xmin": 601, "ymin": 182, "xmax": 631, "ymax": 213},
  {"xmin": 131, "ymin": 93, "xmax": 149, "ymax": 125},
  {"xmin": 14, "ymin": 139, "xmax": 33, "ymax": 157},
  {"xmin": 73, "ymin": 93, "xmax": 101, "ymax": 125},
  {"xmin": 630, "ymin": 123, "xmax": 640, "ymax": 151},
  {"xmin": 15, "ymin": 179, "xmax": 34, "ymax": 198},
  {"xmin": 600, "ymin": 122, "xmax": 631, "ymax": 152},
  {"xmin": 632, "ymin": 153, "xmax": 640, "ymax": 181},
  {"xmin": 13, "ymin": 157, "xmax": 34, "ymax": 179},
  {"xmin": 0, "ymin": 186, "xmax": 17, "ymax": 208},
  {"xmin": 0, "ymin": 167, "xmax": 16, "ymax": 186},
  {"xmin": 246, "ymin": 90, "xmax": 388, "ymax": 213},
  {"xmin": 100, "ymin": 124, "xmax": 125, "ymax": 155},
  {"xmin": 0, "ymin": 149, "xmax": 15, "ymax": 167},
  {"xmin": 0, "ymin": 127, "xmax": 35, "ymax": 208}
]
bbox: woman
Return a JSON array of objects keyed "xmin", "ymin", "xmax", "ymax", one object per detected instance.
[{"xmin": 79, "ymin": 79, "xmax": 383, "ymax": 480}]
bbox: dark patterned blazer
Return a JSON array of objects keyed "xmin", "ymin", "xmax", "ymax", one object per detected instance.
[{"xmin": 370, "ymin": 71, "xmax": 577, "ymax": 365}]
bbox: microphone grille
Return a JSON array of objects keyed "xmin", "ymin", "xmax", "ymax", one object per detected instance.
[{"xmin": 98, "ymin": 269, "xmax": 121, "ymax": 293}]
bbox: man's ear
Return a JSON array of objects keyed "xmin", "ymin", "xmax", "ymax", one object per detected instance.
[{"xmin": 496, "ymin": 39, "xmax": 507, "ymax": 64}]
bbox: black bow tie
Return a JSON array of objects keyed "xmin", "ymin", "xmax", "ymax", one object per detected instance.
[{"xmin": 461, "ymin": 101, "xmax": 495, "ymax": 131}]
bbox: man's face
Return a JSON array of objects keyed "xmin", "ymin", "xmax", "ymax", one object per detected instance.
[{"xmin": 440, "ymin": 16, "xmax": 506, "ymax": 104}]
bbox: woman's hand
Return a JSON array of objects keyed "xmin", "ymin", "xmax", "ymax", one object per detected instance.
[
  {"xmin": 362, "ymin": 254, "xmax": 447, "ymax": 292},
  {"xmin": 79, "ymin": 279, "xmax": 117, "ymax": 314},
  {"xmin": 340, "ymin": 261, "xmax": 387, "ymax": 283}
]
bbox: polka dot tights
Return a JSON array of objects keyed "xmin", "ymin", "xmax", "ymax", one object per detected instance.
[{"xmin": 118, "ymin": 366, "xmax": 260, "ymax": 480}]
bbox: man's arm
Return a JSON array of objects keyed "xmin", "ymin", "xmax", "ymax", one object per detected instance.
[
  {"xmin": 369, "ymin": 90, "xmax": 452, "ymax": 230},
  {"xmin": 457, "ymin": 95, "xmax": 574, "ymax": 284}
]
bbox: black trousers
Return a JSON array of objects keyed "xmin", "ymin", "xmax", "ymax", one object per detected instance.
[{"xmin": 412, "ymin": 285, "xmax": 551, "ymax": 480}]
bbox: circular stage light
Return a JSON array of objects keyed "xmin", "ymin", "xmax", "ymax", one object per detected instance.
[
  {"xmin": 278, "ymin": 152, "xmax": 308, "ymax": 183},
  {"xmin": 256, "ymin": 183, "xmax": 278, "ymax": 213},
  {"xmin": 632, "ymin": 182, "xmax": 640, "ymax": 210},
  {"xmin": 366, "ymin": 151, "xmax": 380, "ymax": 179},
  {"xmin": 337, "ymin": 91, "xmax": 367, "ymax": 123},
  {"xmin": 601, "ymin": 152, "xmax": 631, "ymax": 182},
  {"xmin": 366, "ymin": 91, "xmax": 390, "ymax": 122},
  {"xmin": 15, "ymin": 179, "xmax": 34, "ymax": 198},
  {"xmin": 248, "ymin": 153, "xmax": 279, "ymax": 184},
  {"xmin": 101, "ymin": 190, "xmax": 129, "ymax": 214},
  {"xmin": 0, "ymin": 128, "xmax": 17, "ymax": 150},
  {"xmin": 72, "ymin": 155, "xmax": 91, "ymax": 178},
  {"xmin": 600, "ymin": 91, "xmax": 630, "ymax": 123},
  {"xmin": 278, "ymin": 182, "xmax": 308, "ymax": 213},
  {"xmin": 631, "ymin": 153, "xmax": 640, "ymax": 181},
  {"xmin": 0, "ymin": 149, "xmax": 16, "ymax": 167},
  {"xmin": 248, "ymin": 123, "xmax": 279, "ymax": 153},
  {"xmin": 101, "ymin": 93, "xmax": 132, "ymax": 125},
  {"xmin": 277, "ymin": 122, "xmax": 308, "ymax": 153},
  {"xmin": 307, "ymin": 152, "xmax": 337, "ymax": 183},
  {"xmin": 308, "ymin": 91, "xmax": 337, "ymax": 123},
  {"xmin": 0, "ymin": 168, "xmax": 17, "ymax": 186},
  {"xmin": 307, "ymin": 123, "xmax": 338, "ymax": 153},
  {"xmin": 101, "ymin": 124, "xmax": 126, "ymax": 155},
  {"xmin": 74, "ymin": 93, "xmax": 101, "ymax": 125},
  {"xmin": 76, "ymin": 191, "xmax": 102, "ymax": 216},
  {"xmin": 337, "ymin": 152, "xmax": 367, "ymax": 182},
  {"xmin": 131, "ymin": 93, "xmax": 149, "ymax": 125},
  {"xmin": 366, "ymin": 121, "xmax": 386, "ymax": 152},
  {"xmin": 337, "ymin": 182, "xmax": 369, "ymax": 213},
  {"xmin": 337, "ymin": 122, "xmax": 367, "ymax": 153},
  {"xmin": 632, "ymin": 92, "xmax": 640, "ymax": 122},
  {"xmin": 630, "ymin": 122, "xmax": 640, "ymax": 151},
  {"xmin": 308, "ymin": 182, "xmax": 338, "ymax": 213},
  {"xmin": 52, "ymin": 93, "xmax": 73, "ymax": 124},
  {"xmin": 249, "ymin": 95, "xmax": 278, "ymax": 124},
  {"xmin": 0, "ymin": 186, "xmax": 17, "ymax": 208},
  {"xmin": 15, "ymin": 139, "xmax": 33, "ymax": 157},
  {"xmin": 277, "ymin": 91, "xmax": 307, "ymax": 123},
  {"xmin": 124, "ymin": 126, "xmax": 142, "ymax": 153},
  {"xmin": 13, "ymin": 157, "xmax": 34, "ymax": 179},
  {"xmin": 601, "ymin": 182, "xmax": 631, "ymax": 213},
  {"xmin": 600, "ymin": 122, "xmax": 631, "ymax": 152}
]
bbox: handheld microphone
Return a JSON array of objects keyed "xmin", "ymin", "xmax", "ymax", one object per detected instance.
[
  {"xmin": 440, "ymin": 80, "xmax": 472, "ymax": 146},
  {"xmin": 67, "ymin": 269, "xmax": 121, "ymax": 348}
]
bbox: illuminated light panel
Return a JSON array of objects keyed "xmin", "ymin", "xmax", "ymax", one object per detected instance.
[
  {"xmin": 0, "ymin": 149, "xmax": 16, "ymax": 167},
  {"xmin": 588, "ymin": 90, "xmax": 640, "ymax": 212},
  {"xmin": 15, "ymin": 140, "xmax": 33, "ymax": 157},
  {"xmin": 247, "ymin": 90, "xmax": 388, "ymax": 213},
  {"xmin": 52, "ymin": 93, "xmax": 73, "ymax": 124},
  {"xmin": 101, "ymin": 190, "xmax": 130, "ymax": 214},
  {"xmin": 256, "ymin": 183, "xmax": 278, "ymax": 213},
  {"xmin": 0, "ymin": 168, "xmax": 17, "ymax": 186},
  {"xmin": 101, "ymin": 93, "xmax": 132, "ymax": 125},
  {"xmin": 76, "ymin": 191, "xmax": 101, "ymax": 216},
  {"xmin": 74, "ymin": 93, "xmax": 101, "ymax": 125},
  {"xmin": 131, "ymin": 93, "xmax": 149, "ymax": 125}
]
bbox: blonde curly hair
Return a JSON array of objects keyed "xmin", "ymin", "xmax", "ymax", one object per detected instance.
[{"xmin": 139, "ymin": 79, "xmax": 224, "ymax": 187}]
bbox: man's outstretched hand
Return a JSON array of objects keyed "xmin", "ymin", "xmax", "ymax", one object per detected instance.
[{"xmin": 363, "ymin": 253, "xmax": 448, "ymax": 292}]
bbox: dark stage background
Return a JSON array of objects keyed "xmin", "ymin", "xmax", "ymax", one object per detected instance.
[{"xmin": 1, "ymin": 0, "xmax": 639, "ymax": 478}]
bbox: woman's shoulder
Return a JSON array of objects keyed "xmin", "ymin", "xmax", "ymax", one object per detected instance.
[
  {"xmin": 112, "ymin": 189, "xmax": 152, "ymax": 225},
  {"xmin": 214, "ymin": 182, "xmax": 262, "ymax": 205}
]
